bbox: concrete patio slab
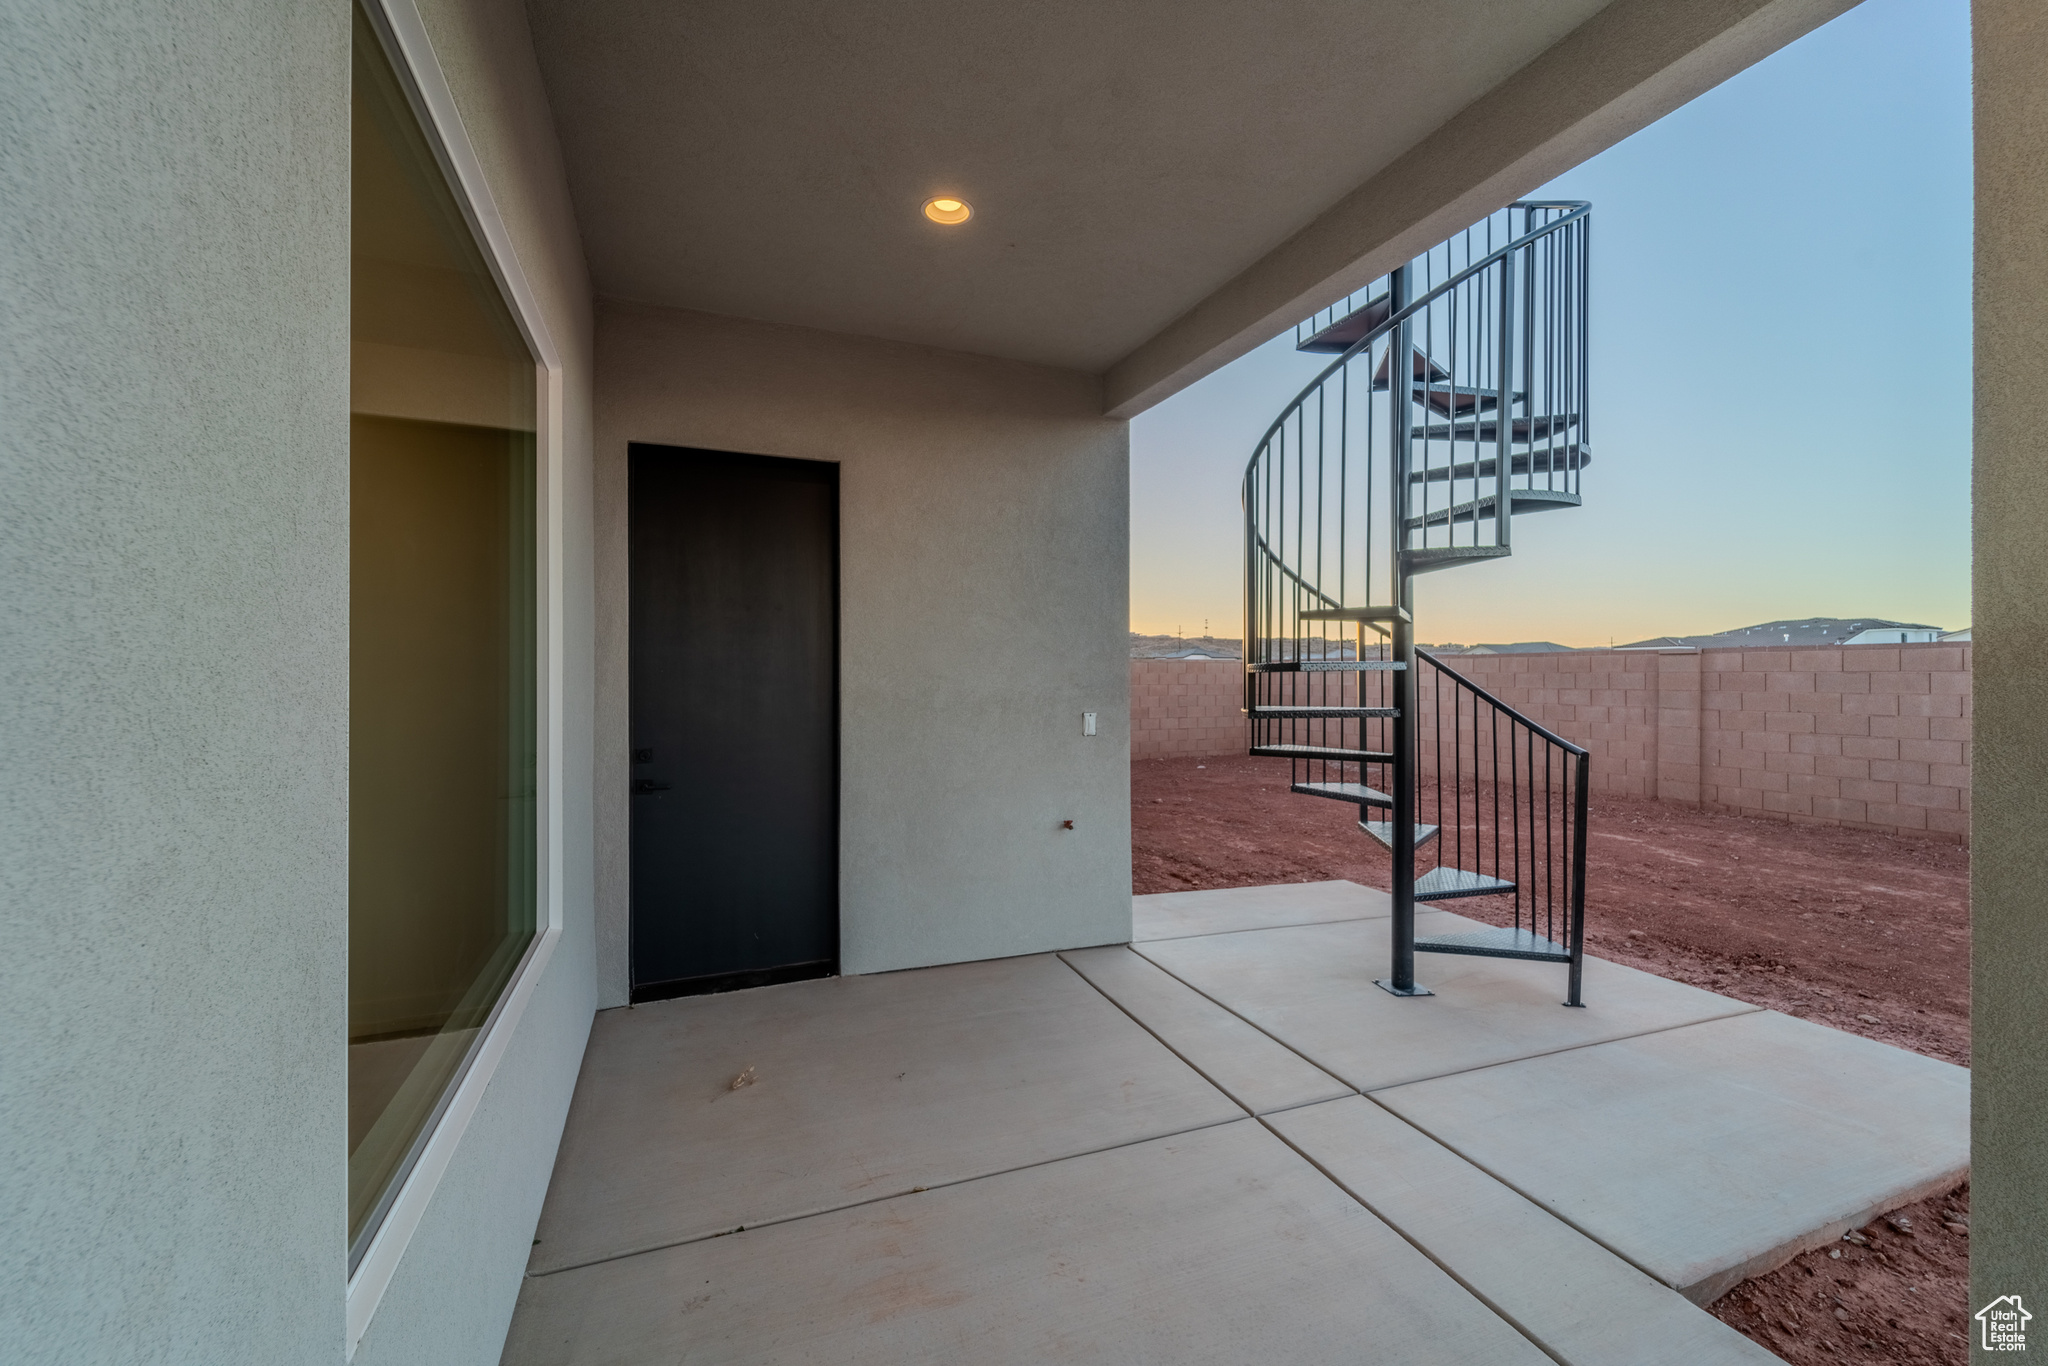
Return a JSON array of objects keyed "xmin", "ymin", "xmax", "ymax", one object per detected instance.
[
  {"xmin": 502, "ymin": 1119, "xmax": 1557, "ymax": 1366},
  {"xmin": 1374, "ymin": 1009, "xmax": 1972, "ymax": 1303},
  {"xmin": 1060, "ymin": 946, "xmax": 1351, "ymax": 1115},
  {"xmin": 1135, "ymin": 913, "xmax": 1759, "ymax": 1091},
  {"xmin": 527, "ymin": 953, "xmax": 1241, "ymax": 1274},
  {"xmin": 1132, "ymin": 878, "xmax": 1388, "ymax": 942},
  {"xmin": 1267, "ymin": 1097, "xmax": 1781, "ymax": 1365}
]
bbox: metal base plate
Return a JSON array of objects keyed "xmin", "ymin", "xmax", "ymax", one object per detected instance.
[{"xmin": 1373, "ymin": 978, "xmax": 1435, "ymax": 998}]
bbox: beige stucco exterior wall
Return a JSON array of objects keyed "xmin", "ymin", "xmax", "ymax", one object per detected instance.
[
  {"xmin": 1132, "ymin": 647, "xmax": 1971, "ymax": 843},
  {"xmin": 1973, "ymin": 0, "xmax": 2045, "ymax": 1322},
  {"xmin": 0, "ymin": 0, "xmax": 597, "ymax": 1359},
  {"xmin": 595, "ymin": 303, "xmax": 1132, "ymax": 994},
  {"xmin": 1, "ymin": 4, "xmax": 351, "ymax": 1361}
]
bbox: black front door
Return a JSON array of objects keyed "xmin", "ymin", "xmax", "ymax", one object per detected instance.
[{"xmin": 628, "ymin": 444, "xmax": 838, "ymax": 1000}]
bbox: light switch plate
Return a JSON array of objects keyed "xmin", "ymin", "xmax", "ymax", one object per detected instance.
[{"xmin": 1083, "ymin": 712, "xmax": 1097, "ymax": 736}]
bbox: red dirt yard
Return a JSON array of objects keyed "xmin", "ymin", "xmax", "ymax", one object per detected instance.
[{"xmin": 1132, "ymin": 754, "xmax": 1971, "ymax": 1364}]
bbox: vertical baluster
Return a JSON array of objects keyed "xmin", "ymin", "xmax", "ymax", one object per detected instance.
[
  {"xmin": 1549, "ymin": 224, "xmax": 1557, "ymax": 488},
  {"xmin": 1567, "ymin": 750, "xmax": 1588, "ymax": 1005},
  {"xmin": 1452, "ymin": 661, "xmax": 1462, "ymax": 877},
  {"xmin": 1497, "ymin": 250, "xmax": 1515, "ymax": 552},
  {"xmin": 1365, "ymin": 334, "xmax": 1376, "ymax": 611},
  {"xmin": 1490, "ymin": 700, "xmax": 1507, "ymax": 892},
  {"xmin": 1544, "ymin": 741, "xmax": 1555, "ymax": 946},
  {"xmin": 1339, "ymin": 360, "xmax": 1349, "ymax": 612},
  {"xmin": 1579, "ymin": 217, "xmax": 1590, "ymax": 501},
  {"xmin": 1313, "ymin": 386, "xmax": 1325, "ymax": 779},
  {"xmin": 1434, "ymin": 661, "xmax": 1444, "ymax": 872},
  {"xmin": 1520, "ymin": 725, "xmax": 1531, "ymax": 931}
]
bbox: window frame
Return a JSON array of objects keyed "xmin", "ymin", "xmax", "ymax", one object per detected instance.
[{"xmin": 345, "ymin": 0, "xmax": 566, "ymax": 1353}]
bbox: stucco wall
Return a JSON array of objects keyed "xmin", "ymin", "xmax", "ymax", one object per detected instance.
[
  {"xmin": 596, "ymin": 303, "xmax": 1132, "ymax": 991},
  {"xmin": 1132, "ymin": 646, "xmax": 1971, "ymax": 842},
  {"xmin": 1973, "ymin": 0, "xmax": 2046, "ymax": 1321},
  {"xmin": 347, "ymin": 2, "xmax": 598, "ymax": 1365},
  {"xmin": 0, "ymin": 4, "xmax": 350, "ymax": 1362},
  {"xmin": 1, "ymin": 2, "xmax": 600, "ymax": 1362}
]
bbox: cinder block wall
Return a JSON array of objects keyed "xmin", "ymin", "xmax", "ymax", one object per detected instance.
[
  {"xmin": 1130, "ymin": 645, "xmax": 1972, "ymax": 842},
  {"xmin": 1130, "ymin": 660, "xmax": 1248, "ymax": 758},
  {"xmin": 1440, "ymin": 650, "xmax": 1686, "ymax": 802}
]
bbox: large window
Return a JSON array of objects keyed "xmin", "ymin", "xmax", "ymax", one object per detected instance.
[{"xmin": 348, "ymin": 4, "xmax": 540, "ymax": 1269}]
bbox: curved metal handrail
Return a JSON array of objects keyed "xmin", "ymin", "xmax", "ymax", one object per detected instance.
[
  {"xmin": 1248, "ymin": 539, "xmax": 1343, "ymax": 610},
  {"xmin": 1243, "ymin": 201, "xmax": 1590, "ymax": 497}
]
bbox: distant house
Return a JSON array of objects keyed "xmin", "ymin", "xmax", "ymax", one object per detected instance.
[
  {"xmin": 1620, "ymin": 617, "xmax": 1947, "ymax": 650},
  {"xmin": 1456, "ymin": 642, "xmax": 1578, "ymax": 656},
  {"xmin": 1843, "ymin": 626, "xmax": 1943, "ymax": 644}
]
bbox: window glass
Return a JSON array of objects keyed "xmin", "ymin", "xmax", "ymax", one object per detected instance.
[{"xmin": 348, "ymin": 3, "xmax": 538, "ymax": 1267}]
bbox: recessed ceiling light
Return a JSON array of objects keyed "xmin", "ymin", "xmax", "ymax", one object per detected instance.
[{"xmin": 922, "ymin": 196, "xmax": 972, "ymax": 225}]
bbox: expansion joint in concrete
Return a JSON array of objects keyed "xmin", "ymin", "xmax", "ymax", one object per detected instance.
[{"xmin": 523, "ymin": 1111, "xmax": 1252, "ymax": 1279}]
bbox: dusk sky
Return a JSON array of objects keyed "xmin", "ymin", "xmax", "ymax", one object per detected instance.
[{"xmin": 1129, "ymin": 0, "xmax": 1972, "ymax": 646}]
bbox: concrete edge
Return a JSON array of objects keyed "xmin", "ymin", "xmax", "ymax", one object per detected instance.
[
  {"xmin": 1678, "ymin": 1162, "xmax": 1973, "ymax": 1305},
  {"xmin": 1351, "ymin": 1001, "xmax": 1768, "ymax": 1097}
]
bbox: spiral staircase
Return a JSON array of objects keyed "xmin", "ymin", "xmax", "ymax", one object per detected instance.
[{"xmin": 1244, "ymin": 202, "xmax": 1593, "ymax": 1005}]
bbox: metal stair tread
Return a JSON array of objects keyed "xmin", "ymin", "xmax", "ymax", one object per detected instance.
[
  {"xmin": 1296, "ymin": 293, "xmax": 1393, "ymax": 353},
  {"xmin": 1402, "ymin": 546, "xmax": 1512, "ymax": 574},
  {"xmin": 1414, "ymin": 924, "xmax": 1571, "ymax": 963},
  {"xmin": 1252, "ymin": 745, "xmax": 1393, "ymax": 762},
  {"xmin": 1248, "ymin": 659, "xmax": 1405, "ymax": 673},
  {"xmin": 1405, "ymin": 488, "xmax": 1582, "ymax": 530},
  {"xmin": 1290, "ymin": 781, "xmax": 1393, "ymax": 808},
  {"xmin": 1417, "ymin": 414, "xmax": 1578, "ymax": 442},
  {"xmin": 1373, "ymin": 344, "xmax": 1451, "ymax": 387},
  {"xmin": 1409, "ymin": 382, "xmax": 1506, "ymax": 417},
  {"xmin": 1297, "ymin": 605, "xmax": 1411, "ymax": 624},
  {"xmin": 1412, "ymin": 866, "xmax": 1516, "ymax": 901},
  {"xmin": 1252, "ymin": 705, "xmax": 1398, "ymax": 719},
  {"xmin": 1411, "ymin": 447, "xmax": 1590, "ymax": 485},
  {"xmin": 1360, "ymin": 820, "xmax": 1440, "ymax": 849}
]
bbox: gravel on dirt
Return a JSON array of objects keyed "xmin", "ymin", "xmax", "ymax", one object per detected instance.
[
  {"xmin": 1709, "ymin": 1184, "xmax": 1970, "ymax": 1366},
  {"xmin": 1132, "ymin": 754, "xmax": 1972, "ymax": 1364}
]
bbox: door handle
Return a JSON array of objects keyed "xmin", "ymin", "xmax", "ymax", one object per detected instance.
[{"xmin": 631, "ymin": 778, "xmax": 673, "ymax": 795}]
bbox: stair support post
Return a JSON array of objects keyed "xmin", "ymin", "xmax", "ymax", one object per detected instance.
[
  {"xmin": 1383, "ymin": 609, "xmax": 1426, "ymax": 996},
  {"xmin": 1379, "ymin": 264, "xmax": 1430, "ymax": 998},
  {"xmin": 1566, "ymin": 749, "xmax": 1590, "ymax": 1007}
]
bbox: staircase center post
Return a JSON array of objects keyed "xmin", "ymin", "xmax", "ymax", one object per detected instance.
[{"xmin": 1385, "ymin": 262, "xmax": 1423, "ymax": 997}]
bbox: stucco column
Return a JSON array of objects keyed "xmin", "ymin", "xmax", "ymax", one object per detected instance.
[{"xmin": 1972, "ymin": 0, "xmax": 2048, "ymax": 1321}]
